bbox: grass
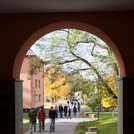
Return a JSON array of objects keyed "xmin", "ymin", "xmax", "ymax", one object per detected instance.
[
  {"xmin": 44, "ymin": 107, "xmax": 50, "ymax": 110},
  {"xmin": 76, "ymin": 112, "xmax": 117, "ymax": 134},
  {"xmin": 23, "ymin": 123, "xmax": 30, "ymax": 133},
  {"xmin": 23, "ymin": 113, "xmax": 29, "ymax": 119},
  {"xmin": 23, "ymin": 113, "xmax": 30, "ymax": 133}
]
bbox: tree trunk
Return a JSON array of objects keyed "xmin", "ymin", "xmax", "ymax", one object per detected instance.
[
  {"xmin": 57, "ymin": 97, "xmax": 58, "ymax": 102},
  {"xmin": 55, "ymin": 96, "xmax": 57, "ymax": 103},
  {"xmin": 51, "ymin": 97, "xmax": 54, "ymax": 103},
  {"xmin": 112, "ymin": 107, "xmax": 115, "ymax": 117}
]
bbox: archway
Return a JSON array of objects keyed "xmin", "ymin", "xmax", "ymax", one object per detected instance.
[
  {"xmin": 13, "ymin": 21, "xmax": 125, "ymax": 134},
  {"xmin": 13, "ymin": 21, "xmax": 125, "ymax": 79}
]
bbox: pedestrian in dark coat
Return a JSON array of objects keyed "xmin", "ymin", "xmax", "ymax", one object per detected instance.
[
  {"xmin": 64, "ymin": 104, "xmax": 67, "ymax": 117},
  {"xmin": 78, "ymin": 101, "xmax": 81, "ymax": 112},
  {"xmin": 38, "ymin": 107, "xmax": 46, "ymax": 132},
  {"xmin": 67, "ymin": 106, "xmax": 72, "ymax": 119},
  {"xmin": 59, "ymin": 104, "xmax": 63, "ymax": 118},
  {"xmin": 73, "ymin": 105, "xmax": 77, "ymax": 117},
  {"xmin": 67, "ymin": 101, "xmax": 69, "ymax": 105},
  {"xmin": 55, "ymin": 104, "xmax": 58, "ymax": 118},
  {"xmin": 49, "ymin": 106, "xmax": 57, "ymax": 132},
  {"xmin": 28, "ymin": 108, "xmax": 37, "ymax": 133}
]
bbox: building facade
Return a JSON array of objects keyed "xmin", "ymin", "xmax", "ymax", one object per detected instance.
[{"xmin": 20, "ymin": 54, "xmax": 44, "ymax": 113}]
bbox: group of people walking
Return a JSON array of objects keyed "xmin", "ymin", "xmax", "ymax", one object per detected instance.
[
  {"xmin": 28, "ymin": 106, "xmax": 57, "ymax": 133},
  {"xmin": 28, "ymin": 100, "xmax": 81, "ymax": 133},
  {"xmin": 55, "ymin": 100, "xmax": 81, "ymax": 119},
  {"xmin": 55, "ymin": 104, "xmax": 72, "ymax": 119}
]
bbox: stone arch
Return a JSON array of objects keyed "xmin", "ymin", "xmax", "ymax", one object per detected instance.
[{"xmin": 13, "ymin": 21, "xmax": 126, "ymax": 78}]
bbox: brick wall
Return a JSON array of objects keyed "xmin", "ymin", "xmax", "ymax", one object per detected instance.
[{"xmin": 20, "ymin": 56, "xmax": 44, "ymax": 111}]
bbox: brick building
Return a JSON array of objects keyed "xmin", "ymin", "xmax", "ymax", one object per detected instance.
[{"xmin": 20, "ymin": 50, "xmax": 44, "ymax": 113}]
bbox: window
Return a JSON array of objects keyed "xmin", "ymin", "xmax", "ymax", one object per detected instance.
[
  {"xmin": 35, "ymin": 95, "xmax": 38, "ymax": 102},
  {"xmin": 39, "ymin": 95, "xmax": 41, "ymax": 102},
  {"xmin": 38, "ymin": 80, "xmax": 40, "ymax": 88},
  {"xmin": 35, "ymin": 78, "xmax": 37, "ymax": 88}
]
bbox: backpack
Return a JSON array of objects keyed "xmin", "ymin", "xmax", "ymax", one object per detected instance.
[{"xmin": 73, "ymin": 106, "xmax": 77, "ymax": 112}]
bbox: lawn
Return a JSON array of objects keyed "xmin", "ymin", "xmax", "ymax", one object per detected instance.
[
  {"xmin": 76, "ymin": 112, "xmax": 117, "ymax": 134},
  {"xmin": 23, "ymin": 113, "xmax": 29, "ymax": 119},
  {"xmin": 23, "ymin": 113, "xmax": 30, "ymax": 133},
  {"xmin": 23, "ymin": 123, "xmax": 30, "ymax": 133}
]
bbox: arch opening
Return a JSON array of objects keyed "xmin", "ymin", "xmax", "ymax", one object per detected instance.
[
  {"xmin": 13, "ymin": 21, "xmax": 126, "ymax": 79},
  {"xmin": 15, "ymin": 21, "xmax": 124, "ymax": 134}
]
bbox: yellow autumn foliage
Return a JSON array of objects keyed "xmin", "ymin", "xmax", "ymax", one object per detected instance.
[
  {"xmin": 44, "ymin": 65, "xmax": 70, "ymax": 99},
  {"xmin": 101, "ymin": 73, "xmax": 117, "ymax": 108}
]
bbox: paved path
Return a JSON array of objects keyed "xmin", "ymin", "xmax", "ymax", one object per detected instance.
[{"xmin": 24, "ymin": 113, "xmax": 93, "ymax": 134}]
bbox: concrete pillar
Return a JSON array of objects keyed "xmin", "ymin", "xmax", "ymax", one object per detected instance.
[
  {"xmin": 0, "ymin": 79, "xmax": 23, "ymax": 134},
  {"xmin": 118, "ymin": 77, "xmax": 134, "ymax": 134}
]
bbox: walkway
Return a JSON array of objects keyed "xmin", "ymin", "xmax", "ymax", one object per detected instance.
[{"xmin": 24, "ymin": 112, "xmax": 93, "ymax": 134}]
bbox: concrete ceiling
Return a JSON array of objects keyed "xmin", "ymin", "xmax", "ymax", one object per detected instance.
[{"xmin": 0, "ymin": 0, "xmax": 134, "ymax": 13}]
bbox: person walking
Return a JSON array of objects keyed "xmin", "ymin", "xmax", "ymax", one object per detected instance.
[
  {"xmin": 28, "ymin": 108, "xmax": 37, "ymax": 133},
  {"xmin": 55, "ymin": 104, "xmax": 58, "ymax": 118},
  {"xmin": 74, "ymin": 101, "xmax": 76, "ymax": 106},
  {"xmin": 49, "ymin": 106, "xmax": 57, "ymax": 133},
  {"xmin": 77, "ymin": 101, "xmax": 81, "ymax": 112},
  {"xmin": 38, "ymin": 107, "xmax": 46, "ymax": 132},
  {"xmin": 67, "ymin": 106, "xmax": 72, "ymax": 119},
  {"xmin": 64, "ymin": 104, "xmax": 67, "ymax": 117},
  {"xmin": 59, "ymin": 104, "xmax": 63, "ymax": 118},
  {"xmin": 73, "ymin": 105, "xmax": 77, "ymax": 117},
  {"xmin": 71, "ymin": 101, "xmax": 73, "ymax": 108},
  {"xmin": 67, "ymin": 100, "xmax": 69, "ymax": 106}
]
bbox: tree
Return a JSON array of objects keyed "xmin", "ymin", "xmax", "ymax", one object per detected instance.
[
  {"xmin": 65, "ymin": 72, "xmax": 85, "ymax": 97},
  {"xmin": 44, "ymin": 65, "xmax": 70, "ymax": 102},
  {"xmin": 28, "ymin": 55, "xmax": 44, "ymax": 76},
  {"xmin": 101, "ymin": 73, "xmax": 118, "ymax": 117},
  {"xmin": 34, "ymin": 29, "xmax": 118, "ymax": 104}
]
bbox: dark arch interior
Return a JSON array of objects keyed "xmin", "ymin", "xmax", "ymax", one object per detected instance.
[{"xmin": 0, "ymin": 12, "xmax": 134, "ymax": 134}]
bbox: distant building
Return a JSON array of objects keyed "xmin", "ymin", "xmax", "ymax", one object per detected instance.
[{"xmin": 20, "ymin": 49, "xmax": 44, "ymax": 113}]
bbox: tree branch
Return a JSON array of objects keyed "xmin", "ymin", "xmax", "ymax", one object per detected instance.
[
  {"xmin": 44, "ymin": 60, "xmax": 51, "ymax": 65},
  {"xmin": 91, "ymin": 44, "xmax": 96, "ymax": 56},
  {"xmin": 59, "ymin": 29, "xmax": 69, "ymax": 33},
  {"xmin": 58, "ymin": 59, "xmax": 80, "ymax": 65},
  {"xmin": 74, "ymin": 40, "xmax": 107, "ymax": 49},
  {"xmin": 70, "ymin": 51, "xmax": 102, "ymax": 78},
  {"xmin": 64, "ymin": 30, "xmax": 117, "ymax": 100},
  {"xmin": 70, "ymin": 51, "xmax": 117, "ymax": 99},
  {"xmin": 71, "ymin": 68, "xmax": 91, "ymax": 74},
  {"xmin": 77, "ymin": 68, "xmax": 91, "ymax": 71}
]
